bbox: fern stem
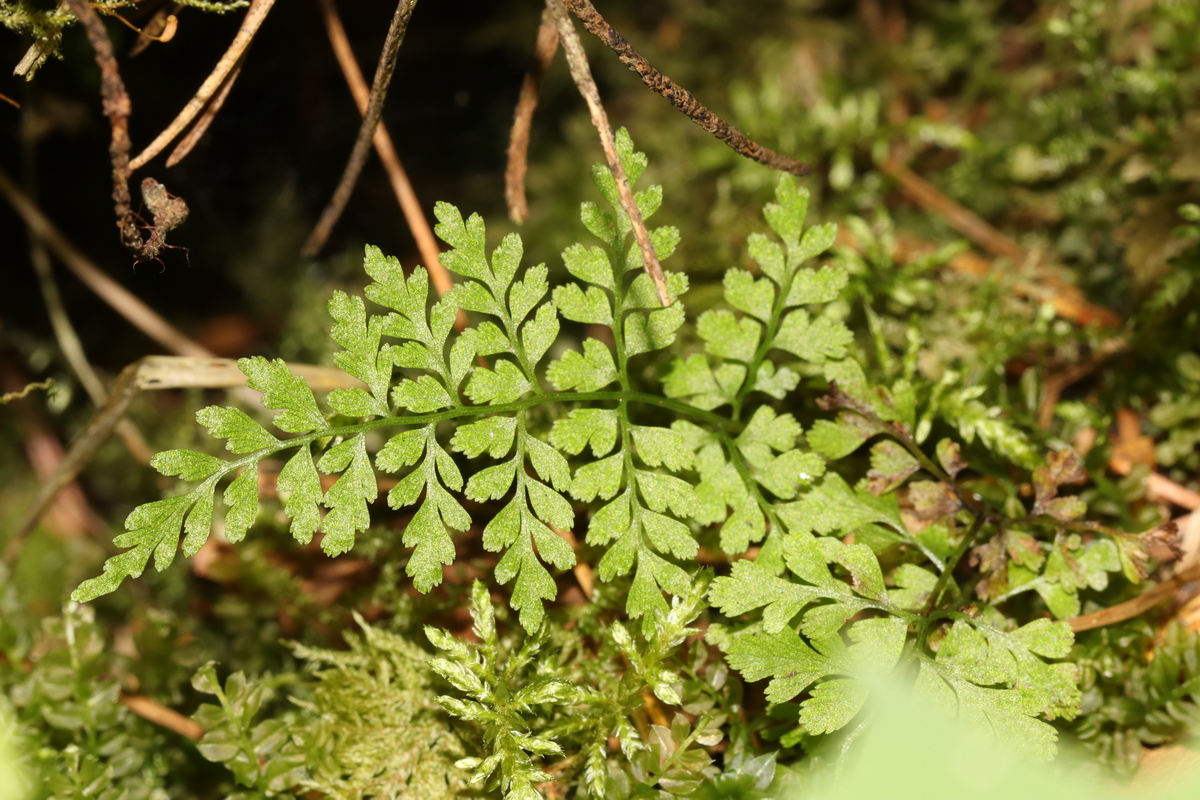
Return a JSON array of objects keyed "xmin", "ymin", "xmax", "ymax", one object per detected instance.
[
  {"xmin": 733, "ymin": 255, "xmax": 796, "ymax": 422},
  {"xmin": 924, "ymin": 513, "xmax": 987, "ymax": 615}
]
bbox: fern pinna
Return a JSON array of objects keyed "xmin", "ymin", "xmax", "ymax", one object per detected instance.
[{"xmin": 76, "ymin": 130, "xmax": 1167, "ymax": 788}]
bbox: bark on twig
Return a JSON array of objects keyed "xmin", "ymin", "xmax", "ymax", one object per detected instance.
[
  {"xmin": 562, "ymin": 0, "xmax": 811, "ymax": 177},
  {"xmin": 506, "ymin": 7, "xmax": 559, "ymax": 224},
  {"xmin": 62, "ymin": 0, "xmax": 187, "ymax": 261},
  {"xmin": 301, "ymin": 0, "xmax": 419, "ymax": 259},
  {"xmin": 548, "ymin": 0, "xmax": 671, "ymax": 307},
  {"xmin": 313, "ymin": 0, "xmax": 461, "ymax": 327}
]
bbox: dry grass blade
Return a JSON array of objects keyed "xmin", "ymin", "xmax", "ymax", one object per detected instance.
[
  {"xmin": 129, "ymin": 0, "xmax": 277, "ymax": 170},
  {"xmin": 506, "ymin": 7, "xmax": 559, "ymax": 224},
  {"xmin": 301, "ymin": 0, "xmax": 419, "ymax": 259},
  {"xmin": 548, "ymin": 0, "xmax": 670, "ymax": 307},
  {"xmin": 562, "ymin": 0, "xmax": 811, "ymax": 177}
]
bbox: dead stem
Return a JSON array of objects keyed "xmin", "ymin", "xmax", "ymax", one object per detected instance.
[
  {"xmin": 506, "ymin": 7, "xmax": 560, "ymax": 224},
  {"xmin": 61, "ymin": 0, "xmax": 144, "ymax": 255},
  {"xmin": 1109, "ymin": 457, "xmax": 1200, "ymax": 512},
  {"xmin": 119, "ymin": 692, "xmax": 205, "ymax": 741},
  {"xmin": 548, "ymin": 0, "xmax": 671, "ymax": 307},
  {"xmin": 30, "ymin": 234, "xmax": 153, "ymax": 464},
  {"xmin": 130, "ymin": 0, "xmax": 277, "ymax": 169},
  {"xmin": 166, "ymin": 50, "xmax": 247, "ymax": 167},
  {"xmin": 301, "ymin": 0, "xmax": 419, "ymax": 259},
  {"xmin": 880, "ymin": 157, "xmax": 1122, "ymax": 329},
  {"xmin": 1069, "ymin": 563, "xmax": 1200, "ymax": 633},
  {"xmin": 313, "ymin": 0, "xmax": 462, "ymax": 330},
  {"xmin": 562, "ymin": 0, "xmax": 811, "ymax": 177},
  {"xmin": 0, "ymin": 360, "xmax": 106, "ymax": 544}
]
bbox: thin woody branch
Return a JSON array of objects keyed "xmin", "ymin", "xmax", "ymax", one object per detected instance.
[
  {"xmin": 130, "ymin": 0, "xmax": 277, "ymax": 170},
  {"xmin": 562, "ymin": 0, "xmax": 811, "ymax": 177},
  {"xmin": 302, "ymin": 0, "xmax": 419, "ymax": 259},
  {"xmin": 61, "ymin": 0, "xmax": 188, "ymax": 261},
  {"xmin": 548, "ymin": 0, "xmax": 671, "ymax": 307},
  {"xmin": 506, "ymin": 7, "xmax": 560, "ymax": 224}
]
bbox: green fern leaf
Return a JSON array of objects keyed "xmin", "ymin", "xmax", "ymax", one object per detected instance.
[
  {"xmin": 151, "ymin": 449, "xmax": 225, "ymax": 481},
  {"xmin": 328, "ymin": 291, "xmax": 391, "ymax": 414},
  {"xmin": 275, "ymin": 445, "xmax": 322, "ymax": 544},
  {"xmin": 549, "ymin": 408, "xmax": 619, "ymax": 457},
  {"xmin": 238, "ymin": 356, "xmax": 326, "ymax": 432},
  {"xmin": 196, "ymin": 406, "xmax": 278, "ymax": 453},
  {"xmin": 317, "ymin": 435, "xmax": 377, "ymax": 556},
  {"xmin": 548, "ymin": 339, "xmax": 617, "ymax": 392},
  {"xmin": 222, "ymin": 466, "xmax": 259, "ymax": 543},
  {"xmin": 697, "ymin": 309, "xmax": 761, "ymax": 362},
  {"xmin": 71, "ymin": 495, "xmax": 193, "ymax": 601}
]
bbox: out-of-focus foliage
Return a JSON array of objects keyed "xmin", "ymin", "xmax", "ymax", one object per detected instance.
[{"xmin": 1071, "ymin": 621, "xmax": 1200, "ymax": 776}]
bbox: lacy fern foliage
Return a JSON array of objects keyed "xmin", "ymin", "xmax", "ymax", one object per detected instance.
[{"xmin": 72, "ymin": 131, "xmax": 1148, "ymax": 782}]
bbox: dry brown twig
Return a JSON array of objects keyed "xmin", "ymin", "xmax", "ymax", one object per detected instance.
[
  {"xmin": 301, "ymin": 0, "xmax": 419, "ymax": 259},
  {"xmin": 879, "ymin": 158, "xmax": 1122, "ymax": 330},
  {"xmin": 61, "ymin": 0, "xmax": 188, "ymax": 262},
  {"xmin": 29, "ymin": 228, "xmax": 153, "ymax": 464},
  {"xmin": 506, "ymin": 7, "xmax": 559, "ymax": 225},
  {"xmin": 313, "ymin": 0, "xmax": 463, "ymax": 330},
  {"xmin": 166, "ymin": 49, "xmax": 247, "ymax": 167},
  {"xmin": 548, "ymin": 0, "xmax": 671, "ymax": 307},
  {"xmin": 0, "ymin": 360, "xmax": 107, "ymax": 546},
  {"xmin": 119, "ymin": 692, "xmax": 205, "ymax": 741},
  {"xmin": 1068, "ymin": 563, "xmax": 1200, "ymax": 633},
  {"xmin": 130, "ymin": 0, "xmax": 277, "ymax": 170},
  {"xmin": 562, "ymin": 0, "xmax": 811, "ymax": 177}
]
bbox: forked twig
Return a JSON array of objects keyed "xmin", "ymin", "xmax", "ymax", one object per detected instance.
[
  {"xmin": 129, "ymin": 0, "xmax": 277, "ymax": 170},
  {"xmin": 562, "ymin": 0, "xmax": 811, "ymax": 177},
  {"xmin": 166, "ymin": 49, "xmax": 247, "ymax": 167},
  {"xmin": 301, "ymin": 0, "xmax": 419, "ymax": 259},
  {"xmin": 548, "ymin": 0, "xmax": 670, "ymax": 307},
  {"xmin": 506, "ymin": 7, "xmax": 559, "ymax": 224}
]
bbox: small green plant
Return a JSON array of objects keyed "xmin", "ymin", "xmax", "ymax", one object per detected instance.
[{"xmin": 63, "ymin": 130, "xmax": 1181, "ymax": 795}]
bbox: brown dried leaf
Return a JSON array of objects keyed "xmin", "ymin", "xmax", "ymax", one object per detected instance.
[
  {"xmin": 935, "ymin": 438, "xmax": 967, "ymax": 479},
  {"xmin": 908, "ymin": 480, "xmax": 959, "ymax": 522}
]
